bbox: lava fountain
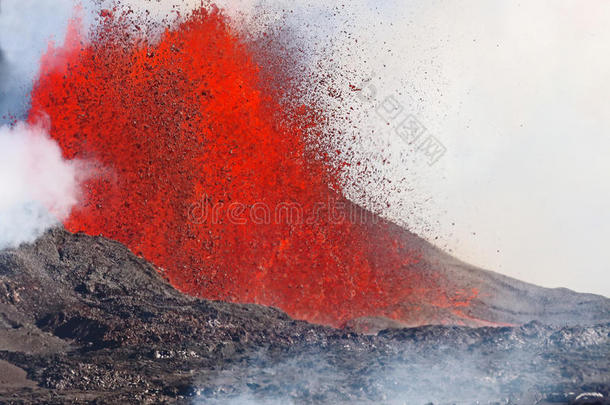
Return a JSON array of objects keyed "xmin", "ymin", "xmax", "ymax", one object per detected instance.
[{"xmin": 28, "ymin": 4, "xmax": 477, "ymax": 327}]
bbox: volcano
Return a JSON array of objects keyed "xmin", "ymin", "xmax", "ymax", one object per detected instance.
[
  {"xmin": 2, "ymin": 1, "xmax": 610, "ymax": 404},
  {"xmin": 26, "ymin": 5, "xmax": 609, "ymax": 331},
  {"xmin": 29, "ymin": 5, "xmax": 474, "ymax": 328}
]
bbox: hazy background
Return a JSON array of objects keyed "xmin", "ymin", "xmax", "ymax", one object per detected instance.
[
  {"xmin": 1, "ymin": 0, "xmax": 608, "ymax": 296},
  {"xmin": 333, "ymin": 0, "xmax": 610, "ymax": 297}
]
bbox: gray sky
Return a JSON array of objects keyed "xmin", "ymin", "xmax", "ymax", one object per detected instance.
[{"xmin": 2, "ymin": 0, "xmax": 608, "ymax": 297}]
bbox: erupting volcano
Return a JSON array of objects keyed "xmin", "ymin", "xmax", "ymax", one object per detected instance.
[
  {"xmin": 27, "ymin": 5, "xmax": 478, "ymax": 327},
  {"xmin": 3, "ymin": 2, "xmax": 610, "ymax": 403}
]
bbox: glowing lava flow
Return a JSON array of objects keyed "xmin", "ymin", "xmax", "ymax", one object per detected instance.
[{"xmin": 28, "ymin": 6, "xmax": 477, "ymax": 327}]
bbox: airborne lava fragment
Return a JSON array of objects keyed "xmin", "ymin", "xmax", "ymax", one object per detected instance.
[{"xmin": 29, "ymin": 5, "xmax": 477, "ymax": 327}]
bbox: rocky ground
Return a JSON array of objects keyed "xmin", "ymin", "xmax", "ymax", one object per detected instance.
[{"xmin": 0, "ymin": 228, "xmax": 609, "ymax": 404}]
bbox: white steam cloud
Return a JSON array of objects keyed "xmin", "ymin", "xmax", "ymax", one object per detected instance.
[{"xmin": 0, "ymin": 122, "xmax": 83, "ymax": 250}]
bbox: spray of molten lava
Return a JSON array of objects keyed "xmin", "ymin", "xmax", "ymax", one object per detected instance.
[{"xmin": 28, "ymin": 5, "xmax": 476, "ymax": 327}]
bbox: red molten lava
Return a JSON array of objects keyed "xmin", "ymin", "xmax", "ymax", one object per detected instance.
[{"xmin": 29, "ymin": 5, "xmax": 477, "ymax": 327}]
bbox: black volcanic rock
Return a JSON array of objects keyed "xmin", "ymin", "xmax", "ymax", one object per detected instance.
[{"xmin": 0, "ymin": 228, "xmax": 608, "ymax": 404}]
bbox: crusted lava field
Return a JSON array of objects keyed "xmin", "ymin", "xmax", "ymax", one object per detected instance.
[{"xmin": 0, "ymin": 228, "xmax": 608, "ymax": 404}]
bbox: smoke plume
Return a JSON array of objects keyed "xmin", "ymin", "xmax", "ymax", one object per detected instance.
[{"xmin": 0, "ymin": 122, "xmax": 84, "ymax": 250}]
